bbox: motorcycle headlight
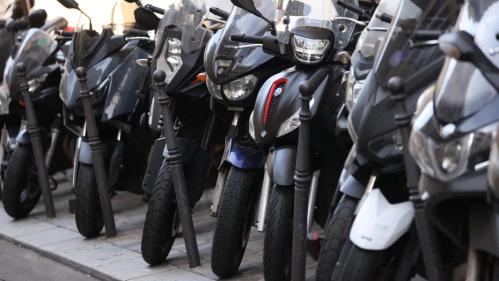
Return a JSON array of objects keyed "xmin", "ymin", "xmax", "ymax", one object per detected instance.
[
  {"xmin": 410, "ymin": 104, "xmax": 496, "ymax": 181},
  {"xmin": 345, "ymin": 73, "xmax": 364, "ymax": 111},
  {"xmin": 206, "ymin": 76, "xmax": 223, "ymax": 100},
  {"xmin": 277, "ymin": 97, "xmax": 314, "ymax": 137},
  {"xmin": 158, "ymin": 38, "xmax": 183, "ymax": 84},
  {"xmin": 222, "ymin": 74, "xmax": 258, "ymax": 101},
  {"xmin": 292, "ymin": 35, "xmax": 330, "ymax": 65}
]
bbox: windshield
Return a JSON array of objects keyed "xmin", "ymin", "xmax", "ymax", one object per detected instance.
[
  {"xmin": 434, "ymin": 0, "xmax": 499, "ymax": 123},
  {"xmin": 153, "ymin": 0, "xmax": 214, "ymax": 81},
  {"xmin": 274, "ymin": 0, "xmax": 358, "ymax": 49},
  {"xmin": 5, "ymin": 28, "xmax": 56, "ymax": 90},
  {"xmin": 373, "ymin": 0, "xmax": 450, "ymax": 88},
  {"xmin": 206, "ymin": 4, "xmax": 275, "ymax": 84}
]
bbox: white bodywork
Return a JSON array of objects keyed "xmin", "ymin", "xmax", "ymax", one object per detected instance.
[{"xmin": 350, "ymin": 189, "xmax": 414, "ymax": 250}]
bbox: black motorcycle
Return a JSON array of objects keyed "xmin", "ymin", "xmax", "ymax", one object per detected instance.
[
  {"xmin": 57, "ymin": 0, "xmax": 157, "ymax": 237},
  {"xmin": 140, "ymin": 0, "xmax": 231, "ymax": 266},
  {"xmin": 229, "ymin": 0, "xmax": 363, "ymax": 279},
  {"xmin": 1, "ymin": 9, "xmax": 72, "ymax": 219},
  {"xmin": 409, "ymin": 0, "xmax": 499, "ymax": 278},
  {"xmin": 204, "ymin": 2, "xmax": 293, "ymax": 277},
  {"xmin": 325, "ymin": 0, "xmax": 455, "ymax": 279}
]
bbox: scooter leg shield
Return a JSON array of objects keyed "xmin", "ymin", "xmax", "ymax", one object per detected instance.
[
  {"xmin": 349, "ymin": 189, "xmax": 414, "ymax": 251},
  {"xmin": 272, "ymin": 146, "xmax": 297, "ymax": 186}
]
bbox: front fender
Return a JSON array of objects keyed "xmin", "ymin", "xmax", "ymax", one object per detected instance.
[
  {"xmin": 272, "ymin": 146, "xmax": 296, "ymax": 186},
  {"xmin": 15, "ymin": 128, "xmax": 50, "ymax": 146},
  {"xmin": 227, "ymin": 141, "xmax": 266, "ymax": 170},
  {"xmin": 78, "ymin": 140, "xmax": 93, "ymax": 164},
  {"xmin": 350, "ymin": 189, "xmax": 414, "ymax": 250}
]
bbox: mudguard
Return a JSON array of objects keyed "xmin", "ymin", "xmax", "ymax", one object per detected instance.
[
  {"xmin": 272, "ymin": 146, "xmax": 296, "ymax": 186},
  {"xmin": 340, "ymin": 175, "xmax": 366, "ymax": 199},
  {"xmin": 142, "ymin": 137, "xmax": 166, "ymax": 195},
  {"xmin": 350, "ymin": 189, "xmax": 414, "ymax": 250},
  {"xmin": 78, "ymin": 140, "xmax": 93, "ymax": 164},
  {"xmin": 226, "ymin": 141, "xmax": 266, "ymax": 170},
  {"xmin": 469, "ymin": 203, "xmax": 499, "ymax": 257}
]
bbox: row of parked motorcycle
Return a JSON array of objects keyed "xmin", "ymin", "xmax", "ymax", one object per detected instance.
[{"xmin": 0, "ymin": 0, "xmax": 498, "ymax": 280}]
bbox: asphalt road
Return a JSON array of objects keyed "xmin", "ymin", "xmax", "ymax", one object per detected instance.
[{"xmin": 0, "ymin": 239, "xmax": 99, "ymax": 281}]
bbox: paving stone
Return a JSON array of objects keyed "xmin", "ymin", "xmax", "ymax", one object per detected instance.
[{"xmin": 16, "ymin": 226, "xmax": 82, "ymax": 247}]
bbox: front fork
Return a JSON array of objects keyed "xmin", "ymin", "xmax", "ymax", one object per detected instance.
[{"xmin": 210, "ymin": 110, "xmax": 241, "ymax": 217}]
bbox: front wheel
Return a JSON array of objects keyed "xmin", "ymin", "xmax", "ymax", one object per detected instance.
[
  {"xmin": 74, "ymin": 164, "xmax": 104, "ymax": 238},
  {"xmin": 263, "ymin": 187, "xmax": 294, "ymax": 281},
  {"xmin": 331, "ymin": 240, "xmax": 401, "ymax": 281},
  {"xmin": 2, "ymin": 145, "xmax": 41, "ymax": 219},
  {"xmin": 141, "ymin": 160, "xmax": 179, "ymax": 266},
  {"xmin": 316, "ymin": 194, "xmax": 358, "ymax": 281},
  {"xmin": 211, "ymin": 166, "xmax": 259, "ymax": 278}
]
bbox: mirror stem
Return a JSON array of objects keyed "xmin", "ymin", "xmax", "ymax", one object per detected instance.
[{"xmin": 80, "ymin": 10, "xmax": 93, "ymax": 31}]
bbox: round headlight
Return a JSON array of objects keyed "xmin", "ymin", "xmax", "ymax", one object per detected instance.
[{"xmin": 222, "ymin": 74, "xmax": 258, "ymax": 101}]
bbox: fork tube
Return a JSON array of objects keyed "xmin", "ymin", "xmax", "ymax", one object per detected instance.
[
  {"xmin": 306, "ymin": 171, "xmax": 320, "ymax": 233},
  {"xmin": 17, "ymin": 63, "xmax": 55, "ymax": 218}
]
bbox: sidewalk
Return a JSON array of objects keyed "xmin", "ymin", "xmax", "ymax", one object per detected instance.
[{"xmin": 0, "ymin": 173, "xmax": 271, "ymax": 281}]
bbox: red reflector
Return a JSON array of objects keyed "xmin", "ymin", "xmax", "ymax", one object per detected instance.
[
  {"xmin": 263, "ymin": 78, "xmax": 287, "ymax": 125},
  {"xmin": 19, "ymin": 100, "xmax": 26, "ymax": 107},
  {"xmin": 64, "ymin": 26, "xmax": 75, "ymax": 33}
]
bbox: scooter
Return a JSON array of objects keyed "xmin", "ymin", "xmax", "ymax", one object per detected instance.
[
  {"xmin": 139, "ymin": 0, "xmax": 232, "ymax": 267},
  {"xmin": 230, "ymin": 0, "xmax": 361, "ymax": 279},
  {"xmin": 1, "ymin": 8, "xmax": 71, "ymax": 219},
  {"xmin": 315, "ymin": 0, "xmax": 400, "ymax": 278},
  {"xmin": 57, "ymin": 0, "xmax": 156, "ymax": 238},
  {"xmin": 328, "ymin": 0, "xmax": 455, "ymax": 279},
  {"xmin": 408, "ymin": 0, "xmax": 499, "ymax": 279},
  {"xmin": 204, "ymin": 2, "xmax": 291, "ymax": 278}
]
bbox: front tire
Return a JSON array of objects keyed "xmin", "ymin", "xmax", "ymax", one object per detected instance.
[
  {"xmin": 74, "ymin": 164, "xmax": 104, "ymax": 238},
  {"xmin": 331, "ymin": 240, "xmax": 400, "ymax": 281},
  {"xmin": 263, "ymin": 187, "xmax": 294, "ymax": 281},
  {"xmin": 2, "ymin": 145, "xmax": 41, "ymax": 219},
  {"xmin": 211, "ymin": 166, "xmax": 259, "ymax": 278},
  {"xmin": 316, "ymin": 195, "xmax": 358, "ymax": 281},
  {"xmin": 141, "ymin": 160, "xmax": 179, "ymax": 266}
]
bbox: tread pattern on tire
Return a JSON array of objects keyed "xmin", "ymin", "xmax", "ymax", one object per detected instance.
[
  {"xmin": 211, "ymin": 166, "xmax": 258, "ymax": 278},
  {"xmin": 263, "ymin": 187, "xmax": 294, "ymax": 281},
  {"xmin": 75, "ymin": 164, "xmax": 104, "ymax": 238},
  {"xmin": 141, "ymin": 160, "xmax": 178, "ymax": 266},
  {"xmin": 2, "ymin": 145, "xmax": 41, "ymax": 219},
  {"xmin": 316, "ymin": 195, "xmax": 358, "ymax": 281}
]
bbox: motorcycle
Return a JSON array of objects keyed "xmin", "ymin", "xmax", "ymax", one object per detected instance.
[
  {"xmin": 203, "ymin": 1, "xmax": 292, "ymax": 277},
  {"xmin": 1, "ymin": 8, "xmax": 71, "ymax": 219},
  {"xmin": 140, "ymin": 0, "xmax": 232, "ymax": 266},
  {"xmin": 315, "ymin": 0, "xmax": 400, "ymax": 278},
  {"xmin": 327, "ymin": 0, "xmax": 455, "ymax": 279},
  {"xmin": 409, "ymin": 0, "xmax": 499, "ymax": 279},
  {"xmin": 57, "ymin": 0, "xmax": 157, "ymax": 237}
]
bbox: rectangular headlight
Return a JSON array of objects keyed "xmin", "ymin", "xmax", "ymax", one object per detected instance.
[{"xmin": 292, "ymin": 35, "xmax": 330, "ymax": 64}]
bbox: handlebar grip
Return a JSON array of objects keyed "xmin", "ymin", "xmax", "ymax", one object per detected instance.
[
  {"xmin": 337, "ymin": 0, "xmax": 367, "ymax": 17},
  {"xmin": 145, "ymin": 4, "xmax": 165, "ymax": 15},
  {"xmin": 376, "ymin": 13, "xmax": 393, "ymax": 23},
  {"xmin": 230, "ymin": 34, "xmax": 263, "ymax": 44},
  {"xmin": 413, "ymin": 30, "xmax": 442, "ymax": 41},
  {"xmin": 125, "ymin": 28, "xmax": 149, "ymax": 37},
  {"xmin": 59, "ymin": 31, "xmax": 74, "ymax": 37},
  {"xmin": 209, "ymin": 7, "xmax": 230, "ymax": 20}
]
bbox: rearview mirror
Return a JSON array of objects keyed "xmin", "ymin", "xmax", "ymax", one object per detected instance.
[
  {"xmin": 56, "ymin": 0, "xmax": 80, "ymax": 10},
  {"xmin": 28, "ymin": 9, "xmax": 47, "ymax": 28},
  {"xmin": 134, "ymin": 7, "xmax": 159, "ymax": 30},
  {"xmin": 439, "ymin": 31, "xmax": 499, "ymax": 92}
]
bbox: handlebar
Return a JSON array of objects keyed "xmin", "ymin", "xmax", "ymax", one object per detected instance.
[
  {"xmin": 209, "ymin": 7, "xmax": 230, "ymax": 20},
  {"xmin": 124, "ymin": 28, "xmax": 149, "ymax": 37},
  {"xmin": 337, "ymin": 0, "xmax": 369, "ymax": 18},
  {"xmin": 230, "ymin": 34, "xmax": 263, "ymax": 44},
  {"xmin": 144, "ymin": 4, "xmax": 165, "ymax": 15},
  {"xmin": 413, "ymin": 30, "xmax": 442, "ymax": 41}
]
